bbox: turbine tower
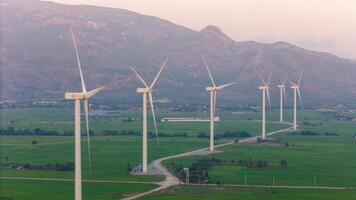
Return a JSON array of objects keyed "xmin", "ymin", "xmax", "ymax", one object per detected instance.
[
  {"xmin": 202, "ymin": 56, "xmax": 236, "ymax": 152},
  {"xmin": 290, "ymin": 71, "xmax": 303, "ymax": 130},
  {"xmin": 258, "ymin": 75, "xmax": 271, "ymax": 140},
  {"xmin": 277, "ymin": 79, "xmax": 287, "ymax": 123},
  {"xmin": 65, "ymin": 28, "xmax": 104, "ymax": 200},
  {"xmin": 130, "ymin": 58, "xmax": 168, "ymax": 173}
]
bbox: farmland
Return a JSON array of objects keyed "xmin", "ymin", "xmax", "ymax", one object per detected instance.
[{"xmin": 1, "ymin": 107, "xmax": 356, "ymax": 199}]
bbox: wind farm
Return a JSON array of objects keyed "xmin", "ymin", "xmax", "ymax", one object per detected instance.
[{"xmin": 1, "ymin": 1, "xmax": 356, "ymax": 200}]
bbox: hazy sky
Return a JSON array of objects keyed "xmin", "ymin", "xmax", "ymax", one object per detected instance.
[{"xmin": 51, "ymin": 0, "xmax": 356, "ymax": 59}]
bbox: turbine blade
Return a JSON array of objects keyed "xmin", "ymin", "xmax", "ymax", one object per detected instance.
[
  {"xmin": 86, "ymin": 87, "xmax": 105, "ymax": 98},
  {"xmin": 283, "ymin": 85, "xmax": 287, "ymax": 102},
  {"xmin": 298, "ymin": 70, "xmax": 303, "ymax": 86},
  {"xmin": 216, "ymin": 82, "xmax": 237, "ymax": 90},
  {"xmin": 150, "ymin": 57, "xmax": 169, "ymax": 88},
  {"xmin": 267, "ymin": 74, "xmax": 272, "ymax": 86},
  {"xmin": 279, "ymin": 79, "xmax": 283, "ymax": 86},
  {"xmin": 258, "ymin": 74, "xmax": 266, "ymax": 86},
  {"xmin": 202, "ymin": 56, "xmax": 216, "ymax": 87},
  {"xmin": 83, "ymin": 99, "xmax": 91, "ymax": 175},
  {"xmin": 288, "ymin": 80, "xmax": 297, "ymax": 86},
  {"xmin": 71, "ymin": 28, "xmax": 87, "ymax": 93},
  {"xmin": 266, "ymin": 88, "xmax": 272, "ymax": 112},
  {"xmin": 148, "ymin": 92, "xmax": 160, "ymax": 145},
  {"xmin": 297, "ymin": 88, "xmax": 304, "ymax": 110},
  {"xmin": 129, "ymin": 66, "xmax": 149, "ymax": 88}
]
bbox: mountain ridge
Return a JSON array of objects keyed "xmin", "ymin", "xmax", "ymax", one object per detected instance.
[{"xmin": 1, "ymin": 0, "xmax": 356, "ymax": 106}]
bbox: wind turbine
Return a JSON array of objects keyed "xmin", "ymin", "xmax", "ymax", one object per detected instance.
[
  {"xmin": 277, "ymin": 79, "xmax": 287, "ymax": 123},
  {"xmin": 64, "ymin": 28, "xmax": 104, "ymax": 200},
  {"xmin": 130, "ymin": 58, "xmax": 168, "ymax": 173},
  {"xmin": 290, "ymin": 71, "xmax": 303, "ymax": 130},
  {"xmin": 202, "ymin": 56, "xmax": 236, "ymax": 152},
  {"xmin": 258, "ymin": 75, "xmax": 272, "ymax": 140}
]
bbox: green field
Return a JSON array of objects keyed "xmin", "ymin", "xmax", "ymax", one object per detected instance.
[
  {"xmin": 140, "ymin": 185, "xmax": 356, "ymax": 200},
  {"xmin": 0, "ymin": 135, "xmax": 225, "ymax": 181},
  {"xmin": 0, "ymin": 108, "xmax": 291, "ymax": 136},
  {"xmin": 164, "ymin": 135, "xmax": 356, "ymax": 187},
  {"xmin": 0, "ymin": 179, "xmax": 156, "ymax": 200},
  {"xmin": 1, "ymin": 107, "xmax": 356, "ymax": 199}
]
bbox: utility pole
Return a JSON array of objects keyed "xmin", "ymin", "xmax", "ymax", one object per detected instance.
[
  {"xmin": 184, "ymin": 168, "xmax": 189, "ymax": 183},
  {"xmin": 314, "ymin": 173, "xmax": 317, "ymax": 186},
  {"xmin": 244, "ymin": 172, "xmax": 247, "ymax": 185},
  {"xmin": 273, "ymin": 173, "xmax": 276, "ymax": 186}
]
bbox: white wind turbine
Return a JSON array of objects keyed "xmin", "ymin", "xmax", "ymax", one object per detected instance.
[
  {"xmin": 258, "ymin": 75, "xmax": 272, "ymax": 140},
  {"xmin": 65, "ymin": 29, "xmax": 104, "ymax": 200},
  {"xmin": 277, "ymin": 79, "xmax": 287, "ymax": 123},
  {"xmin": 290, "ymin": 71, "xmax": 303, "ymax": 130},
  {"xmin": 130, "ymin": 58, "xmax": 168, "ymax": 173},
  {"xmin": 202, "ymin": 56, "xmax": 236, "ymax": 152}
]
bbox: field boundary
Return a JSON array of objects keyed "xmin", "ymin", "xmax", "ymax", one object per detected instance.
[
  {"xmin": 0, "ymin": 176, "xmax": 158, "ymax": 185},
  {"xmin": 185, "ymin": 183, "xmax": 356, "ymax": 190}
]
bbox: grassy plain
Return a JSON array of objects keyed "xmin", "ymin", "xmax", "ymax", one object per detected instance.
[
  {"xmin": 0, "ymin": 179, "xmax": 156, "ymax": 200},
  {"xmin": 1, "ymin": 107, "xmax": 356, "ymax": 199},
  {"xmin": 140, "ymin": 185, "xmax": 356, "ymax": 200}
]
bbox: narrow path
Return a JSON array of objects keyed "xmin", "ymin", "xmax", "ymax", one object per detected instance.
[
  {"xmin": 238, "ymin": 127, "xmax": 295, "ymax": 143},
  {"xmin": 0, "ymin": 176, "xmax": 156, "ymax": 185},
  {"xmin": 0, "ymin": 138, "xmax": 134, "ymax": 146},
  {"xmin": 185, "ymin": 183, "xmax": 356, "ymax": 190}
]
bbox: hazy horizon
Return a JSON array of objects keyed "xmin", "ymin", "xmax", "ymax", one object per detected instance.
[{"xmin": 49, "ymin": 0, "xmax": 356, "ymax": 59}]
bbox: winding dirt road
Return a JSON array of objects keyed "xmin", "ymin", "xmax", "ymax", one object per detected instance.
[{"xmin": 123, "ymin": 126, "xmax": 295, "ymax": 200}]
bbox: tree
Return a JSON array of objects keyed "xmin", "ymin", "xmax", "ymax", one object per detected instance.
[
  {"xmin": 126, "ymin": 163, "xmax": 133, "ymax": 172},
  {"xmin": 280, "ymin": 160, "xmax": 288, "ymax": 168},
  {"xmin": 197, "ymin": 132, "xmax": 208, "ymax": 138}
]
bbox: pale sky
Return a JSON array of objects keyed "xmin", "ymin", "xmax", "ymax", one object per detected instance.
[{"xmin": 51, "ymin": 0, "xmax": 356, "ymax": 59}]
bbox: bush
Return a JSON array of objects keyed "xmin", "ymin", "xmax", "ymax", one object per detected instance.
[
  {"xmin": 217, "ymin": 131, "xmax": 251, "ymax": 139},
  {"xmin": 198, "ymin": 132, "xmax": 209, "ymax": 138},
  {"xmin": 280, "ymin": 160, "xmax": 288, "ymax": 168}
]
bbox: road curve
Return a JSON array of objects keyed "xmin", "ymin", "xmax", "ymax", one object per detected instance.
[
  {"xmin": 122, "ymin": 141, "xmax": 234, "ymax": 200},
  {"xmin": 123, "ymin": 124, "xmax": 294, "ymax": 200}
]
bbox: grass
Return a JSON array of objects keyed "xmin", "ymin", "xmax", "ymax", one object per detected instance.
[
  {"xmin": 140, "ymin": 185, "xmax": 356, "ymax": 200},
  {"xmin": 0, "ymin": 179, "xmax": 156, "ymax": 200},
  {"xmin": 164, "ymin": 135, "xmax": 356, "ymax": 187},
  {"xmin": 0, "ymin": 108, "xmax": 291, "ymax": 136},
  {"xmin": 1, "ymin": 107, "xmax": 356, "ymax": 199},
  {"xmin": 0, "ymin": 135, "xmax": 225, "ymax": 181}
]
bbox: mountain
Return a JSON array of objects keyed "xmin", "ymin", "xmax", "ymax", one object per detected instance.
[{"xmin": 1, "ymin": 0, "xmax": 356, "ymax": 106}]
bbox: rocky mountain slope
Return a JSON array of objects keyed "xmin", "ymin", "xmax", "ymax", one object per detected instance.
[{"xmin": 1, "ymin": 0, "xmax": 356, "ymax": 106}]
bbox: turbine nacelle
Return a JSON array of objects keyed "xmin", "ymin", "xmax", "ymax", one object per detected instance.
[
  {"xmin": 291, "ymin": 85, "xmax": 299, "ymax": 89},
  {"xmin": 206, "ymin": 86, "xmax": 217, "ymax": 91},
  {"xmin": 65, "ymin": 87, "xmax": 105, "ymax": 100},
  {"xmin": 277, "ymin": 84, "xmax": 284, "ymax": 88},
  {"xmin": 259, "ymin": 86, "xmax": 269, "ymax": 90},
  {"xmin": 65, "ymin": 92, "xmax": 86, "ymax": 100},
  {"xmin": 137, "ymin": 88, "xmax": 152, "ymax": 93}
]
